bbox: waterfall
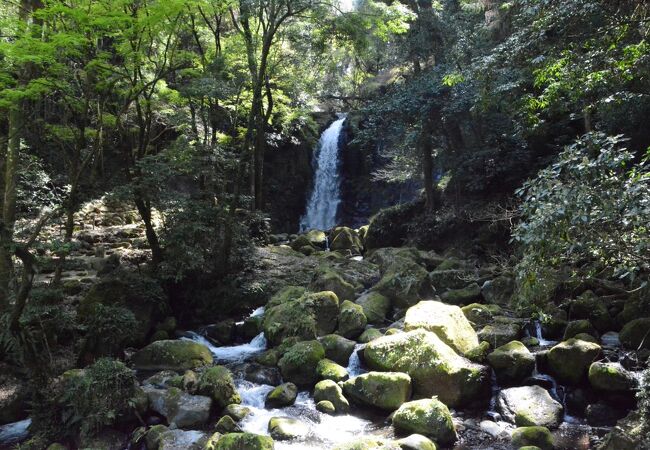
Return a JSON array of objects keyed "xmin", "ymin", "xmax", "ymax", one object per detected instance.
[{"xmin": 300, "ymin": 115, "xmax": 346, "ymax": 232}]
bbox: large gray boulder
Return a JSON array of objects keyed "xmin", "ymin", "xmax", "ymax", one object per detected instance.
[
  {"xmin": 131, "ymin": 340, "xmax": 213, "ymax": 371},
  {"xmin": 497, "ymin": 386, "xmax": 563, "ymax": 429},
  {"xmin": 143, "ymin": 386, "xmax": 212, "ymax": 429},
  {"xmin": 486, "ymin": 341, "xmax": 535, "ymax": 383}
]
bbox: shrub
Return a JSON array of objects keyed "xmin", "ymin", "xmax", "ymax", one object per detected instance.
[{"xmin": 79, "ymin": 304, "xmax": 139, "ymax": 362}]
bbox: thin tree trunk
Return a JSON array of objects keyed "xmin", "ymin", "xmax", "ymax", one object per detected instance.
[{"xmin": 134, "ymin": 195, "xmax": 163, "ymax": 268}]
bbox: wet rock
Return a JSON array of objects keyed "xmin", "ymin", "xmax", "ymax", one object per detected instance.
[
  {"xmin": 373, "ymin": 260, "xmax": 432, "ymax": 309},
  {"xmin": 278, "ymin": 340, "xmax": 325, "ymax": 386},
  {"xmin": 216, "ymin": 415, "xmax": 241, "ymax": 433},
  {"xmin": 481, "ymin": 276, "xmax": 514, "ymax": 306},
  {"xmin": 396, "ymin": 434, "xmax": 437, "ymax": 450},
  {"xmin": 563, "ymin": 320, "xmax": 598, "ymax": 340},
  {"xmin": 341, "ymin": 372, "xmax": 411, "ymax": 411},
  {"xmin": 211, "ymin": 433, "xmax": 274, "ymax": 450},
  {"xmin": 314, "ymin": 379, "xmax": 350, "ymax": 413},
  {"xmin": 588, "ymin": 362, "xmax": 638, "ymax": 393},
  {"xmin": 223, "ymin": 404, "xmax": 251, "ymax": 421},
  {"xmin": 440, "ymin": 283, "xmax": 481, "ymax": 305},
  {"xmin": 497, "ymin": 386, "xmax": 563, "ymax": 428},
  {"xmin": 265, "ymin": 382, "xmax": 298, "ymax": 408},
  {"xmin": 487, "ymin": 341, "xmax": 535, "ymax": 384},
  {"xmin": 316, "ymin": 400, "xmax": 336, "ymax": 414},
  {"xmin": 205, "ymin": 319, "xmax": 236, "ymax": 345},
  {"xmin": 461, "ymin": 303, "xmax": 501, "ymax": 327},
  {"xmin": 477, "ymin": 318, "xmax": 522, "ymax": 348},
  {"xmin": 268, "ymin": 416, "xmax": 309, "ymax": 440},
  {"xmin": 356, "ymin": 291, "xmax": 391, "ymax": 325},
  {"xmin": 392, "ymin": 398, "xmax": 457, "ymax": 446},
  {"xmin": 330, "ymin": 227, "xmax": 363, "ymax": 254},
  {"xmin": 132, "ymin": 340, "xmax": 213, "ymax": 371},
  {"xmin": 245, "ymin": 364, "xmax": 282, "ymax": 386},
  {"xmin": 197, "ymin": 366, "xmax": 242, "ymax": 409},
  {"xmin": 619, "ymin": 317, "xmax": 650, "ymax": 350},
  {"xmin": 320, "ymin": 334, "xmax": 356, "ymax": 365},
  {"xmin": 338, "ymin": 300, "xmax": 368, "ymax": 339},
  {"xmin": 316, "ymin": 358, "xmax": 349, "ymax": 382},
  {"xmin": 404, "ymin": 300, "xmax": 479, "ymax": 355},
  {"xmin": 311, "ymin": 267, "xmax": 358, "ymax": 302},
  {"xmin": 586, "ymin": 401, "xmax": 628, "ymax": 427},
  {"xmin": 143, "ymin": 386, "xmax": 212, "ymax": 428},
  {"xmin": 359, "ymin": 328, "xmax": 384, "ymax": 343},
  {"xmin": 600, "ymin": 331, "xmax": 620, "ymax": 347},
  {"xmin": 547, "ymin": 338, "xmax": 601, "ymax": 384},
  {"xmin": 511, "ymin": 426, "xmax": 553, "ymax": 450},
  {"xmin": 364, "ymin": 329, "xmax": 490, "ymax": 407},
  {"xmin": 598, "ymin": 411, "xmax": 646, "ymax": 450}
]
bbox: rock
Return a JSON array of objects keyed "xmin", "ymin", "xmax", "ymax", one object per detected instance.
[
  {"xmin": 586, "ymin": 401, "xmax": 627, "ymax": 427},
  {"xmin": 263, "ymin": 291, "xmax": 340, "ymax": 345},
  {"xmin": 373, "ymin": 260, "xmax": 432, "ymax": 309},
  {"xmin": 245, "ymin": 364, "xmax": 282, "ymax": 386},
  {"xmin": 404, "ymin": 300, "xmax": 479, "ymax": 355},
  {"xmin": 223, "ymin": 404, "xmax": 251, "ymax": 421},
  {"xmin": 465, "ymin": 341, "xmax": 490, "ymax": 363},
  {"xmin": 569, "ymin": 292, "xmax": 615, "ymax": 333},
  {"xmin": 563, "ymin": 320, "xmax": 599, "ymax": 340},
  {"xmin": 265, "ymin": 382, "xmax": 298, "ymax": 408},
  {"xmin": 497, "ymin": 386, "xmax": 563, "ymax": 428},
  {"xmin": 311, "ymin": 268, "xmax": 357, "ymax": 302},
  {"xmin": 588, "ymin": 362, "xmax": 637, "ymax": 392},
  {"xmin": 143, "ymin": 386, "xmax": 212, "ymax": 428},
  {"xmin": 205, "ymin": 320, "xmax": 236, "ymax": 345},
  {"xmin": 211, "ymin": 433, "xmax": 274, "ymax": 450},
  {"xmin": 392, "ymin": 398, "xmax": 456, "ymax": 445},
  {"xmin": 320, "ymin": 334, "xmax": 356, "ymax": 365},
  {"xmin": 314, "ymin": 379, "xmax": 350, "ymax": 413},
  {"xmin": 600, "ymin": 331, "xmax": 620, "ymax": 347},
  {"xmin": 364, "ymin": 329, "xmax": 490, "ymax": 407},
  {"xmin": 487, "ymin": 341, "xmax": 535, "ymax": 384},
  {"xmin": 461, "ymin": 303, "xmax": 500, "ymax": 327},
  {"xmin": 547, "ymin": 338, "xmax": 601, "ymax": 384},
  {"xmin": 132, "ymin": 340, "xmax": 213, "ymax": 371},
  {"xmin": 333, "ymin": 438, "xmax": 401, "ymax": 450},
  {"xmin": 306, "ymin": 230, "xmax": 328, "ymax": 249},
  {"xmin": 78, "ymin": 429, "xmax": 127, "ymax": 450},
  {"xmin": 429, "ymin": 269, "xmax": 475, "ymax": 291},
  {"xmin": 619, "ymin": 317, "xmax": 650, "ymax": 350},
  {"xmin": 341, "ymin": 372, "xmax": 411, "ymax": 411},
  {"xmin": 145, "ymin": 424, "xmax": 169, "ymax": 449},
  {"xmin": 396, "ymin": 434, "xmax": 437, "ymax": 450},
  {"xmin": 197, "ymin": 366, "xmax": 242, "ymax": 409},
  {"xmin": 440, "ymin": 283, "xmax": 481, "ymax": 305},
  {"xmin": 338, "ymin": 300, "xmax": 368, "ymax": 339},
  {"xmin": 511, "ymin": 426, "xmax": 554, "ymax": 450},
  {"xmin": 316, "ymin": 400, "xmax": 336, "ymax": 414},
  {"xmin": 0, "ymin": 375, "xmax": 27, "ymax": 424},
  {"xmin": 255, "ymin": 350, "xmax": 279, "ymax": 367},
  {"xmin": 316, "ymin": 358, "xmax": 349, "ymax": 382},
  {"xmin": 216, "ymin": 415, "xmax": 241, "ymax": 433},
  {"xmin": 330, "ymin": 227, "xmax": 363, "ymax": 254},
  {"xmin": 481, "ymin": 276, "xmax": 514, "ymax": 306},
  {"xmin": 597, "ymin": 411, "xmax": 646, "ymax": 450},
  {"xmin": 278, "ymin": 340, "xmax": 325, "ymax": 386},
  {"xmin": 477, "ymin": 319, "xmax": 522, "ymax": 348},
  {"xmin": 356, "ymin": 291, "xmax": 391, "ymax": 325},
  {"xmin": 268, "ymin": 417, "xmax": 309, "ymax": 440},
  {"xmin": 241, "ymin": 316, "xmax": 264, "ymax": 340},
  {"xmin": 359, "ymin": 328, "xmax": 384, "ymax": 343}
]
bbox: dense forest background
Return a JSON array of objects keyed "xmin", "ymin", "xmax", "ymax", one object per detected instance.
[{"xmin": 0, "ymin": 0, "xmax": 649, "ymax": 449}]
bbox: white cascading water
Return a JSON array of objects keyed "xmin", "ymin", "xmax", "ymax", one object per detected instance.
[{"xmin": 300, "ymin": 115, "xmax": 347, "ymax": 232}]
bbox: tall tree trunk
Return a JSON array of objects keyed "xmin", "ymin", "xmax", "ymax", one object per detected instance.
[{"xmin": 134, "ymin": 194, "xmax": 163, "ymax": 268}]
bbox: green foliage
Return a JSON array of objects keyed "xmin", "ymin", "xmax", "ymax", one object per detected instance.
[
  {"xmin": 639, "ymin": 360, "xmax": 650, "ymax": 447},
  {"xmin": 514, "ymin": 133, "xmax": 650, "ymax": 306},
  {"xmin": 79, "ymin": 304, "xmax": 139, "ymax": 360}
]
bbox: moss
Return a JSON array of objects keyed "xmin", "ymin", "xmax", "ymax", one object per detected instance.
[
  {"xmin": 547, "ymin": 338, "xmax": 601, "ymax": 384},
  {"xmin": 332, "ymin": 438, "xmax": 401, "ymax": 450},
  {"xmin": 265, "ymin": 382, "xmax": 298, "ymax": 408},
  {"xmin": 511, "ymin": 426, "xmax": 554, "ymax": 450},
  {"xmin": 216, "ymin": 415, "xmax": 240, "ymax": 433},
  {"xmin": 267, "ymin": 286, "xmax": 308, "ymax": 309},
  {"xmin": 314, "ymin": 379, "xmax": 350, "ymax": 413},
  {"xmin": 223, "ymin": 404, "xmax": 251, "ymax": 421},
  {"xmin": 372, "ymin": 260, "xmax": 431, "ymax": 309},
  {"xmin": 461, "ymin": 303, "xmax": 499, "ymax": 326},
  {"xmin": 311, "ymin": 267, "xmax": 357, "ymax": 301},
  {"xmin": 278, "ymin": 340, "xmax": 325, "ymax": 385},
  {"xmin": 356, "ymin": 291, "xmax": 391, "ymax": 325},
  {"xmin": 440, "ymin": 283, "xmax": 481, "ymax": 305},
  {"xmin": 316, "ymin": 400, "xmax": 336, "ymax": 414},
  {"xmin": 197, "ymin": 366, "xmax": 241, "ymax": 409},
  {"xmin": 320, "ymin": 334, "xmax": 356, "ymax": 365},
  {"xmin": 212, "ymin": 432, "xmax": 274, "ymax": 450},
  {"xmin": 465, "ymin": 341, "xmax": 491, "ymax": 363},
  {"xmin": 255, "ymin": 349, "xmax": 279, "ymax": 366},
  {"xmin": 392, "ymin": 398, "xmax": 457, "ymax": 445},
  {"xmin": 563, "ymin": 320, "xmax": 598, "ymax": 340},
  {"xmin": 487, "ymin": 341, "xmax": 535, "ymax": 383},
  {"xmin": 132, "ymin": 340, "xmax": 213, "ymax": 371},
  {"xmin": 316, "ymin": 358, "xmax": 349, "ymax": 382},
  {"xmin": 588, "ymin": 362, "xmax": 637, "ymax": 392},
  {"xmin": 338, "ymin": 300, "xmax": 368, "ymax": 339},
  {"xmin": 341, "ymin": 371, "xmax": 411, "ymax": 411},
  {"xmin": 620, "ymin": 318, "xmax": 650, "ymax": 350},
  {"xmin": 359, "ymin": 328, "xmax": 383, "ymax": 343}
]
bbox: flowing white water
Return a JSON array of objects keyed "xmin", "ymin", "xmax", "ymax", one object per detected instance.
[
  {"xmin": 184, "ymin": 332, "xmax": 267, "ymax": 364},
  {"xmin": 0, "ymin": 419, "xmax": 31, "ymax": 446},
  {"xmin": 300, "ymin": 116, "xmax": 347, "ymax": 232},
  {"xmin": 346, "ymin": 343, "xmax": 366, "ymax": 377}
]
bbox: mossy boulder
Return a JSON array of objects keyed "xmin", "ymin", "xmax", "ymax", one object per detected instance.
[
  {"xmin": 465, "ymin": 341, "xmax": 491, "ymax": 363},
  {"xmin": 330, "ymin": 227, "xmax": 363, "ymax": 254},
  {"xmin": 396, "ymin": 434, "xmax": 437, "ymax": 450},
  {"xmin": 267, "ymin": 286, "xmax": 307, "ymax": 309},
  {"xmin": 480, "ymin": 276, "xmax": 515, "ymax": 306},
  {"xmin": 268, "ymin": 417, "xmax": 309, "ymax": 440},
  {"xmin": 314, "ymin": 379, "xmax": 350, "ymax": 413},
  {"xmin": 440, "ymin": 283, "xmax": 481, "ymax": 305},
  {"xmin": 429, "ymin": 269, "xmax": 476, "ymax": 291},
  {"xmin": 487, "ymin": 341, "xmax": 535, "ymax": 384},
  {"xmin": 311, "ymin": 268, "xmax": 358, "ymax": 302},
  {"xmin": 316, "ymin": 400, "xmax": 336, "ymax": 414},
  {"xmin": 197, "ymin": 366, "xmax": 241, "ymax": 409},
  {"xmin": 563, "ymin": 320, "xmax": 598, "ymax": 340},
  {"xmin": 547, "ymin": 338, "xmax": 601, "ymax": 384},
  {"xmin": 356, "ymin": 291, "xmax": 391, "ymax": 325},
  {"xmin": 497, "ymin": 386, "xmax": 563, "ymax": 429},
  {"xmin": 263, "ymin": 291, "xmax": 339, "ymax": 346},
  {"xmin": 278, "ymin": 340, "xmax": 325, "ymax": 386},
  {"xmin": 392, "ymin": 398, "xmax": 456, "ymax": 446},
  {"xmin": 320, "ymin": 334, "xmax": 356, "ymax": 365},
  {"xmin": 588, "ymin": 362, "xmax": 638, "ymax": 392},
  {"xmin": 511, "ymin": 426, "xmax": 554, "ymax": 450},
  {"xmin": 339, "ymin": 300, "xmax": 368, "ymax": 339},
  {"xmin": 619, "ymin": 317, "xmax": 650, "ymax": 350},
  {"xmin": 265, "ymin": 382, "xmax": 298, "ymax": 408},
  {"xmin": 372, "ymin": 260, "xmax": 432, "ymax": 309},
  {"xmin": 211, "ymin": 433, "xmax": 274, "ymax": 450},
  {"xmin": 359, "ymin": 328, "xmax": 384, "ymax": 343},
  {"xmin": 306, "ymin": 230, "xmax": 328, "ymax": 249},
  {"xmin": 569, "ymin": 292, "xmax": 615, "ymax": 333},
  {"xmin": 477, "ymin": 319, "xmax": 522, "ymax": 348},
  {"xmin": 341, "ymin": 372, "xmax": 411, "ymax": 411},
  {"xmin": 404, "ymin": 301, "xmax": 479, "ymax": 355},
  {"xmin": 132, "ymin": 340, "xmax": 213, "ymax": 371},
  {"xmin": 364, "ymin": 329, "xmax": 490, "ymax": 407},
  {"xmin": 143, "ymin": 386, "xmax": 212, "ymax": 428},
  {"xmin": 461, "ymin": 303, "xmax": 501, "ymax": 327},
  {"xmin": 223, "ymin": 404, "xmax": 251, "ymax": 421},
  {"xmin": 316, "ymin": 358, "xmax": 349, "ymax": 382},
  {"xmin": 216, "ymin": 415, "xmax": 241, "ymax": 433},
  {"xmin": 332, "ymin": 438, "xmax": 401, "ymax": 450}
]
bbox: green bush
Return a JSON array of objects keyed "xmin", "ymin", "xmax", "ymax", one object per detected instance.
[{"xmin": 79, "ymin": 304, "xmax": 139, "ymax": 361}]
